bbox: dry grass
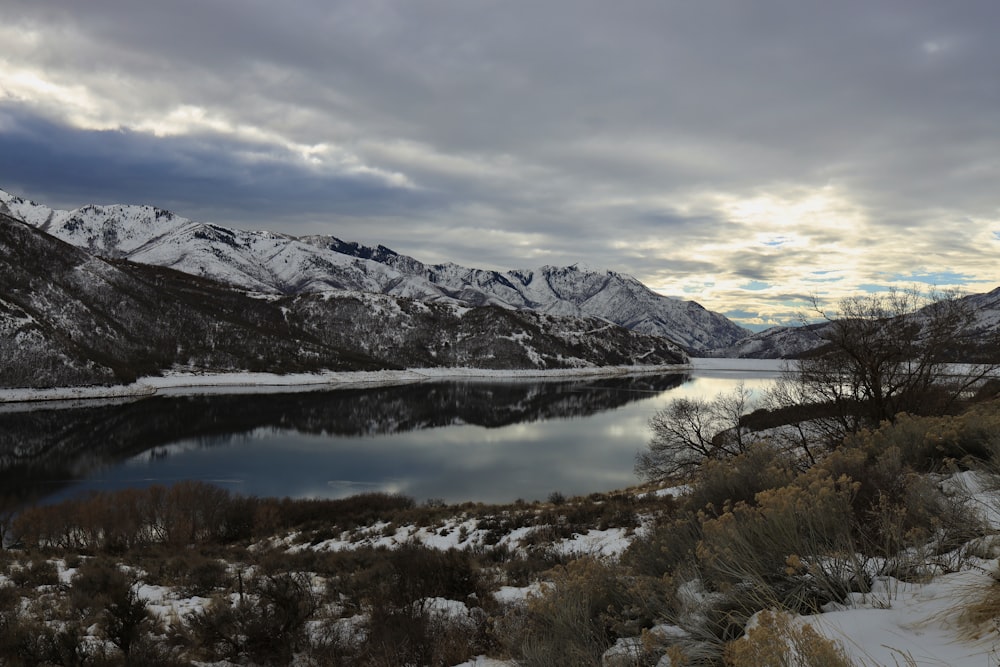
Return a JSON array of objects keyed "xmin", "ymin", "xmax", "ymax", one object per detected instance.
[
  {"xmin": 724, "ymin": 610, "xmax": 853, "ymax": 667},
  {"xmin": 957, "ymin": 568, "xmax": 1000, "ymax": 642}
]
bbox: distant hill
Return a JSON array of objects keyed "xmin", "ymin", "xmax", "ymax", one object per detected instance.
[
  {"xmin": 708, "ymin": 287, "xmax": 1000, "ymax": 361},
  {"xmin": 0, "ymin": 189, "xmax": 748, "ymax": 353}
]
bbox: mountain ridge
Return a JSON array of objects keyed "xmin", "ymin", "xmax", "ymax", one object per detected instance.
[
  {"xmin": 0, "ymin": 210, "xmax": 687, "ymax": 389},
  {"xmin": 0, "ymin": 189, "xmax": 748, "ymax": 352}
]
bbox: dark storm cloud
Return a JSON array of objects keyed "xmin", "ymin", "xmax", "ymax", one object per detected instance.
[{"xmin": 0, "ymin": 104, "xmax": 436, "ymax": 223}]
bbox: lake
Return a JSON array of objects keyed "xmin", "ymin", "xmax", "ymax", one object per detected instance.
[{"xmin": 0, "ymin": 360, "xmax": 785, "ymax": 508}]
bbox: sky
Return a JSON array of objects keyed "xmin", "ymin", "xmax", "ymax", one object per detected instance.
[{"xmin": 1, "ymin": 1, "xmax": 999, "ymax": 330}]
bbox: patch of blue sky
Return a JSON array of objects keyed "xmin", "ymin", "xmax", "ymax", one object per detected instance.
[
  {"xmin": 761, "ymin": 236, "xmax": 791, "ymax": 247},
  {"xmin": 889, "ymin": 271, "xmax": 973, "ymax": 286},
  {"xmin": 682, "ymin": 283, "xmax": 714, "ymax": 294},
  {"xmin": 725, "ymin": 309, "xmax": 759, "ymax": 321},
  {"xmin": 739, "ymin": 280, "xmax": 770, "ymax": 291}
]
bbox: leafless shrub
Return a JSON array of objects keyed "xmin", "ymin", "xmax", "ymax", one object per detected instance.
[{"xmin": 637, "ymin": 384, "xmax": 757, "ymax": 482}]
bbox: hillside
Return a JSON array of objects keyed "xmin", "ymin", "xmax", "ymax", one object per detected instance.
[
  {"xmin": 0, "ymin": 212, "xmax": 686, "ymax": 388},
  {"xmin": 0, "ymin": 189, "xmax": 748, "ymax": 352},
  {"xmin": 709, "ymin": 287, "xmax": 1000, "ymax": 361}
]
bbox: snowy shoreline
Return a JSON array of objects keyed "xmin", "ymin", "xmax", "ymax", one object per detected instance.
[{"xmin": 0, "ymin": 362, "xmax": 704, "ymax": 407}]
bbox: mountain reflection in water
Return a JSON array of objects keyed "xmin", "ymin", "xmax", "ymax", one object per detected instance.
[{"xmin": 0, "ymin": 374, "xmax": 694, "ymax": 509}]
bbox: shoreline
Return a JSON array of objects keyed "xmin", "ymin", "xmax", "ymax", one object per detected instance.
[{"xmin": 0, "ymin": 363, "xmax": 697, "ymax": 408}]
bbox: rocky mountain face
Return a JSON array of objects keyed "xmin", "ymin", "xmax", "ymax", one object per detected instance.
[
  {"xmin": 0, "ymin": 212, "xmax": 686, "ymax": 388},
  {"xmin": 0, "ymin": 190, "xmax": 748, "ymax": 352},
  {"xmin": 705, "ymin": 323, "xmax": 832, "ymax": 359}
]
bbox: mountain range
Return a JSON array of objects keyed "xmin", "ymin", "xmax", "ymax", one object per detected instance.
[
  {"xmin": 0, "ymin": 208, "xmax": 688, "ymax": 389},
  {"xmin": 4, "ymin": 188, "xmax": 998, "ymax": 387},
  {"xmin": 0, "ymin": 190, "xmax": 748, "ymax": 353}
]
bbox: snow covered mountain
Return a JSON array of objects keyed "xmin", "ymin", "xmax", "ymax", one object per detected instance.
[
  {"xmin": 0, "ymin": 190, "xmax": 748, "ymax": 352},
  {"xmin": 0, "ymin": 210, "xmax": 686, "ymax": 388}
]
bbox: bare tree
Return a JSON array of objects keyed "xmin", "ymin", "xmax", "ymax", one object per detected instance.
[
  {"xmin": 636, "ymin": 383, "xmax": 754, "ymax": 481},
  {"xmin": 767, "ymin": 287, "xmax": 1000, "ymax": 446}
]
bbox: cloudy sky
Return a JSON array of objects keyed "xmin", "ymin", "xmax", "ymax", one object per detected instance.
[{"xmin": 2, "ymin": 1, "xmax": 998, "ymax": 329}]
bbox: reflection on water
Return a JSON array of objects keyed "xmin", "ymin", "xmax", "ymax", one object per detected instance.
[{"xmin": 0, "ymin": 368, "xmax": 781, "ymax": 507}]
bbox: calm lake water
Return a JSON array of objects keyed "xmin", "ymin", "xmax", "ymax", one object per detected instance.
[{"xmin": 1, "ymin": 360, "xmax": 784, "ymax": 507}]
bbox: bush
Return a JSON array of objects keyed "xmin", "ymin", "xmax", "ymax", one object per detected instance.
[
  {"xmin": 68, "ymin": 558, "xmax": 156, "ymax": 658},
  {"xmin": 70, "ymin": 557, "xmax": 132, "ymax": 618},
  {"xmin": 506, "ymin": 557, "xmax": 626, "ymax": 667},
  {"xmin": 685, "ymin": 442, "xmax": 796, "ymax": 515},
  {"xmin": 145, "ymin": 552, "xmax": 231, "ymax": 597},
  {"xmin": 184, "ymin": 570, "xmax": 316, "ymax": 664},
  {"xmin": 272, "ymin": 492, "xmax": 416, "ymax": 533},
  {"xmin": 959, "ymin": 568, "xmax": 1000, "ymax": 642},
  {"xmin": 624, "ymin": 512, "xmax": 702, "ymax": 580},
  {"xmin": 724, "ymin": 609, "xmax": 852, "ymax": 667},
  {"xmin": 849, "ymin": 411, "xmax": 1000, "ymax": 471},
  {"xmin": 696, "ymin": 470, "xmax": 863, "ymax": 617},
  {"xmin": 360, "ymin": 602, "xmax": 481, "ymax": 666},
  {"xmin": 351, "ymin": 543, "xmax": 485, "ymax": 612},
  {"xmin": 10, "ymin": 555, "xmax": 60, "ymax": 588},
  {"xmin": 101, "ymin": 580, "xmax": 154, "ymax": 658},
  {"xmin": 813, "ymin": 444, "xmax": 978, "ymax": 562}
]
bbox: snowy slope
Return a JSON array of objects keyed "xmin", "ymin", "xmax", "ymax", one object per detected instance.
[
  {"xmin": 0, "ymin": 189, "xmax": 748, "ymax": 351},
  {"xmin": 0, "ymin": 210, "xmax": 687, "ymax": 387}
]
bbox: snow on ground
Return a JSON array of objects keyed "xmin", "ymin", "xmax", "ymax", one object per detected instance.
[
  {"xmin": 493, "ymin": 583, "xmax": 546, "ymax": 605},
  {"xmin": 14, "ymin": 477, "xmax": 1000, "ymax": 666},
  {"xmin": 649, "ymin": 484, "xmax": 691, "ymax": 498},
  {"xmin": 282, "ymin": 516, "xmax": 634, "ymax": 558},
  {"xmin": 551, "ymin": 527, "xmax": 635, "ymax": 558},
  {"xmin": 943, "ymin": 470, "xmax": 1000, "ymax": 531},
  {"xmin": 0, "ymin": 363, "xmax": 690, "ymax": 406},
  {"xmin": 452, "ymin": 658, "xmax": 515, "ymax": 667},
  {"xmin": 137, "ymin": 583, "xmax": 211, "ymax": 622},
  {"xmin": 806, "ymin": 571, "xmax": 1000, "ymax": 666}
]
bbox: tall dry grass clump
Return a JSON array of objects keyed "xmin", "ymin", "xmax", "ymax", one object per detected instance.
[{"xmin": 506, "ymin": 557, "xmax": 627, "ymax": 667}]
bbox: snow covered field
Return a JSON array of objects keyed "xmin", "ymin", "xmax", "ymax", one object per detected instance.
[{"xmin": 9, "ymin": 472, "xmax": 1000, "ymax": 666}]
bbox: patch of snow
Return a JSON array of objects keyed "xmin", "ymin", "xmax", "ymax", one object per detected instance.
[
  {"xmin": 651, "ymin": 484, "xmax": 691, "ymax": 499},
  {"xmin": 452, "ymin": 657, "xmax": 515, "ymax": 667},
  {"xmin": 941, "ymin": 470, "xmax": 1000, "ymax": 530},
  {"xmin": 0, "ymin": 364, "xmax": 690, "ymax": 407},
  {"xmin": 493, "ymin": 583, "xmax": 546, "ymax": 604},
  {"xmin": 801, "ymin": 570, "xmax": 999, "ymax": 666},
  {"xmin": 552, "ymin": 527, "xmax": 634, "ymax": 558},
  {"xmin": 137, "ymin": 584, "xmax": 210, "ymax": 622}
]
